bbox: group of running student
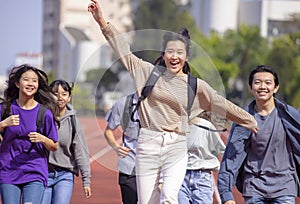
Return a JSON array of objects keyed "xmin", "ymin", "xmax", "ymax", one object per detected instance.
[
  {"xmin": 0, "ymin": 0, "xmax": 299, "ymax": 203},
  {"xmin": 89, "ymin": 0, "xmax": 300, "ymax": 204},
  {"xmin": 0, "ymin": 65, "xmax": 91, "ymax": 204}
]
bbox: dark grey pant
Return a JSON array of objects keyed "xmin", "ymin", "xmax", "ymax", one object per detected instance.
[{"xmin": 119, "ymin": 172, "xmax": 138, "ymax": 204}]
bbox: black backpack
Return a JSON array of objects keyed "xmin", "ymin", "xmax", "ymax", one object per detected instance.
[
  {"xmin": 122, "ymin": 93, "xmax": 135, "ymax": 131},
  {"xmin": 0, "ymin": 103, "xmax": 77, "ymax": 152},
  {"xmin": 130, "ymin": 65, "xmax": 198, "ymax": 125},
  {"xmin": 0, "ymin": 102, "xmax": 47, "ymax": 153},
  {"xmin": 0, "ymin": 102, "xmax": 47, "ymax": 138},
  {"xmin": 128, "ymin": 66, "xmax": 227, "ymax": 133}
]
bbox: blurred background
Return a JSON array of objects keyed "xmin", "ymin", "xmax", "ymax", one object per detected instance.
[{"xmin": 1, "ymin": 1, "xmax": 300, "ymax": 203}]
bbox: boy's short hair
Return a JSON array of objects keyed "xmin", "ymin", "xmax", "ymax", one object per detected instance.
[{"xmin": 248, "ymin": 65, "xmax": 279, "ymax": 88}]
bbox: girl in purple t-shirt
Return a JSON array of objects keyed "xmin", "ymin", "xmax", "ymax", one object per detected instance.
[{"xmin": 0, "ymin": 64, "xmax": 59, "ymax": 204}]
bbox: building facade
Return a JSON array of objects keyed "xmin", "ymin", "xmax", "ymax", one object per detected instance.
[
  {"xmin": 42, "ymin": 0, "xmax": 133, "ymax": 82},
  {"xmin": 188, "ymin": 0, "xmax": 300, "ymax": 37}
]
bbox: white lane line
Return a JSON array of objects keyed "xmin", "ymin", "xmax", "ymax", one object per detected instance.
[{"xmin": 89, "ymin": 137, "xmax": 122, "ymax": 163}]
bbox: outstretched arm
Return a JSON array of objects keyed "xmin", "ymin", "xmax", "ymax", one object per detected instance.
[
  {"xmin": 88, "ymin": 0, "xmax": 155, "ymax": 91},
  {"xmin": 88, "ymin": 0, "xmax": 108, "ymax": 29}
]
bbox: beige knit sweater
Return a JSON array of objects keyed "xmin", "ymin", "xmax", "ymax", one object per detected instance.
[{"xmin": 102, "ymin": 23, "xmax": 257, "ymax": 134}]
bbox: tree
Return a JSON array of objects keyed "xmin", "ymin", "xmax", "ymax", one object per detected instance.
[
  {"xmin": 266, "ymin": 33, "xmax": 300, "ymax": 107},
  {"xmin": 134, "ymin": 0, "xmax": 190, "ymax": 31},
  {"xmin": 132, "ymin": 0, "xmax": 201, "ymax": 62},
  {"xmin": 72, "ymin": 83, "xmax": 96, "ymax": 116},
  {"xmin": 85, "ymin": 66, "xmax": 119, "ymax": 88},
  {"xmin": 208, "ymin": 25, "xmax": 269, "ymax": 106}
]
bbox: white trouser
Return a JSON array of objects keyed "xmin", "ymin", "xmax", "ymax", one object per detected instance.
[{"xmin": 136, "ymin": 128, "xmax": 187, "ymax": 204}]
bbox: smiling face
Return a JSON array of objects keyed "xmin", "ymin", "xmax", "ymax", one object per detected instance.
[
  {"xmin": 163, "ymin": 40, "xmax": 188, "ymax": 75},
  {"xmin": 53, "ymin": 85, "xmax": 71, "ymax": 110},
  {"xmin": 250, "ymin": 72, "xmax": 279, "ymax": 103},
  {"xmin": 16, "ymin": 70, "xmax": 39, "ymax": 98}
]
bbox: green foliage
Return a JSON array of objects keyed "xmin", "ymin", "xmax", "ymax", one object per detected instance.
[
  {"xmin": 290, "ymin": 60, "xmax": 300, "ymax": 108},
  {"xmin": 134, "ymin": 0, "xmax": 189, "ymax": 31},
  {"xmin": 200, "ymin": 25, "xmax": 269, "ymax": 105},
  {"xmin": 85, "ymin": 67, "xmax": 119, "ymax": 88},
  {"xmin": 132, "ymin": 0, "xmax": 201, "ymax": 62},
  {"xmin": 266, "ymin": 34, "xmax": 300, "ymax": 106},
  {"xmin": 223, "ymin": 25, "xmax": 268, "ymax": 78},
  {"xmin": 47, "ymin": 70, "xmax": 55, "ymax": 84},
  {"xmin": 71, "ymin": 83, "xmax": 95, "ymax": 116}
]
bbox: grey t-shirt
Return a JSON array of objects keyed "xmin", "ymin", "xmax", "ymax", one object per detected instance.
[{"xmin": 243, "ymin": 108, "xmax": 297, "ymax": 198}]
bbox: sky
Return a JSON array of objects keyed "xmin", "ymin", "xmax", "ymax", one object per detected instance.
[{"xmin": 0, "ymin": 0, "xmax": 42, "ymax": 76}]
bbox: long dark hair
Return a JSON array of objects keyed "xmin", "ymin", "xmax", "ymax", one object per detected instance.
[
  {"xmin": 3, "ymin": 64, "xmax": 59, "ymax": 124},
  {"xmin": 154, "ymin": 28, "xmax": 192, "ymax": 74}
]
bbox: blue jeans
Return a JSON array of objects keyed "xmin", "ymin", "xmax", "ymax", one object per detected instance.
[
  {"xmin": 244, "ymin": 195, "xmax": 295, "ymax": 204},
  {"xmin": 41, "ymin": 170, "xmax": 74, "ymax": 204},
  {"xmin": 0, "ymin": 181, "xmax": 45, "ymax": 204},
  {"xmin": 178, "ymin": 169, "xmax": 213, "ymax": 204}
]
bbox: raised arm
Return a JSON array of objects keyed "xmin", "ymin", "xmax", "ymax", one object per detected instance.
[
  {"xmin": 88, "ymin": 0, "xmax": 154, "ymax": 93},
  {"xmin": 88, "ymin": 0, "xmax": 108, "ymax": 29}
]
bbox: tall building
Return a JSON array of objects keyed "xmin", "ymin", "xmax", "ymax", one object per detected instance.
[
  {"xmin": 189, "ymin": 0, "xmax": 239, "ymax": 36},
  {"xmin": 42, "ymin": 0, "xmax": 133, "ymax": 82},
  {"xmin": 188, "ymin": 0, "xmax": 300, "ymax": 37},
  {"xmin": 239, "ymin": 0, "xmax": 300, "ymax": 37}
]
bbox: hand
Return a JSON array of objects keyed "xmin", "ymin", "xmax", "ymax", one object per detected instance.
[
  {"xmin": 115, "ymin": 146, "xmax": 131, "ymax": 158},
  {"xmin": 251, "ymin": 119, "xmax": 258, "ymax": 134},
  {"xmin": 3, "ymin": 114, "xmax": 20, "ymax": 127},
  {"xmin": 88, "ymin": 0, "xmax": 107, "ymax": 28},
  {"xmin": 252, "ymin": 126, "xmax": 258, "ymax": 134},
  {"xmin": 28, "ymin": 132, "xmax": 45, "ymax": 143},
  {"xmin": 84, "ymin": 186, "xmax": 92, "ymax": 198}
]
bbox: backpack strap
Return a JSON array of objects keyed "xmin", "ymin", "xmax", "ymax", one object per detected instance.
[
  {"xmin": 195, "ymin": 124, "xmax": 227, "ymax": 132},
  {"xmin": 131, "ymin": 66, "xmax": 198, "ymax": 123},
  {"xmin": 122, "ymin": 94, "xmax": 134, "ymax": 131},
  {"xmin": 70, "ymin": 115, "xmax": 76, "ymax": 141},
  {"xmin": 139, "ymin": 65, "xmax": 165, "ymax": 102},
  {"xmin": 1, "ymin": 102, "xmax": 9, "ymax": 120},
  {"xmin": 131, "ymin": 65, "xmax": 165, "ymax": 124},
  {"xmin": 69, "ymin": 114, "xmax": 77, "ymax": 153},
  {"xmin": 187, "ymin": 74, "xmax": 197, "ymax": 117},
  {"xmin": 36, "ymin": 104, "xmax": 47, "ymax": 134},
  {"xmin": 27, "ymin": 104, "xmax": 47, "ymax": 154},
  {"xmin": 0, "ymin": 102, "xmax": 11, "ymax": 136}
]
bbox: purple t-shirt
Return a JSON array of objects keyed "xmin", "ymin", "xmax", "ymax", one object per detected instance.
[{"xmin": 0, "ymin": 100, "xmax": 58, "ymax": 186}]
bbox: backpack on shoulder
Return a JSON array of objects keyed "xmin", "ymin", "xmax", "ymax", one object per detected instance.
[
  {"xmin": 0, "ymin": 103, "xmax": 77, "ymax": 151},
  {"xmin": 0, "ymin": 102, "xmax": 47, "ymax": 151},
  {"xmin": 0, "ymin": 102, "xmax": 47, "ymax": 137},
  {"xmin": 128, "ymin": 66, "xmax": 226, "ymax": 133},
  {"xmin": 122, "ymin": 93, "xmax": 135, "ymax": 131},
  {"xmin": 130, "ymin": 65, "xmax": 198, "ymax": 125}
]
